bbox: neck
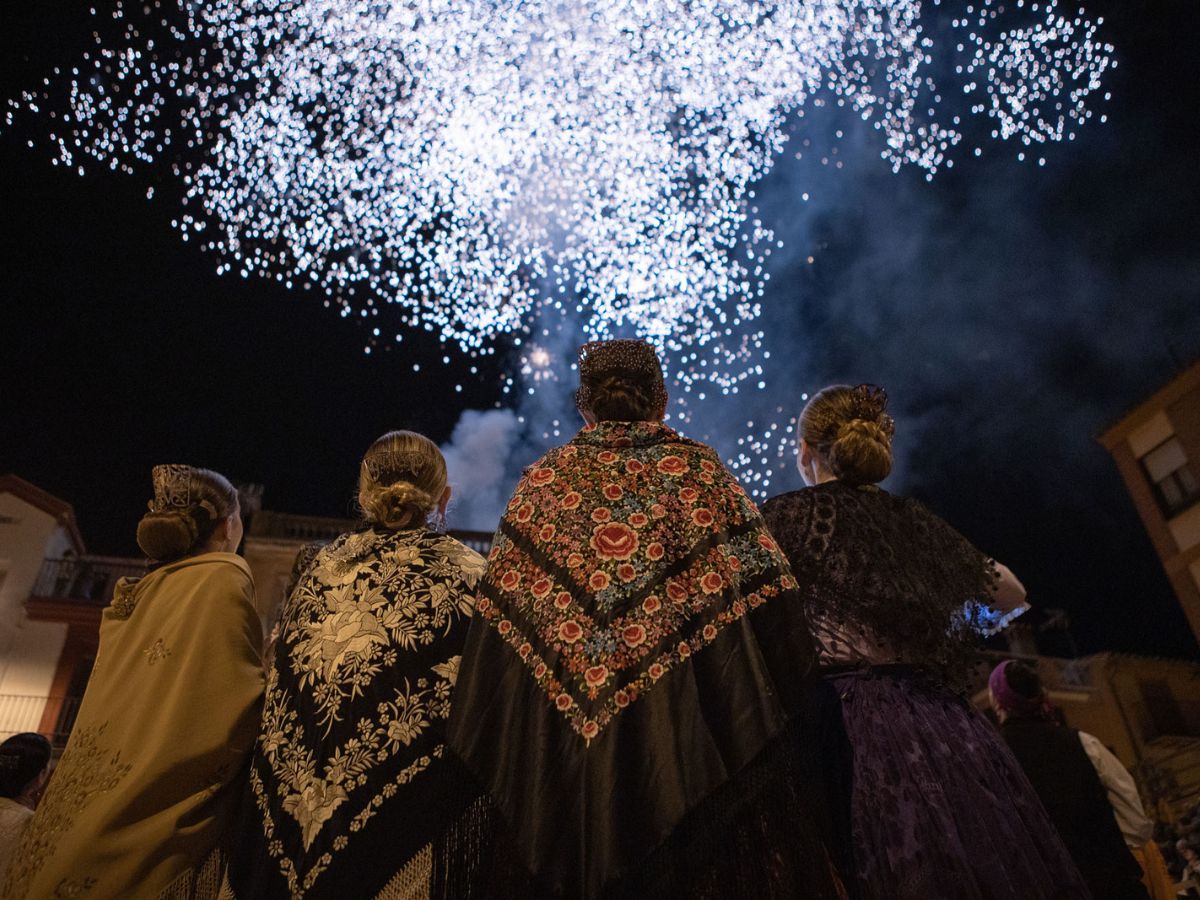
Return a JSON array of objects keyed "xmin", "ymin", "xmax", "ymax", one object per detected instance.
[{"xmin": 13, "ymin": 788, "xmax": 38, "ymax": 810}]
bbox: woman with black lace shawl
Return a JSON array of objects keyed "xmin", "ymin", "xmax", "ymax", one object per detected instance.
[
  {"xmin": 225, "ymin": 431, "xmax": 487, "ymax": 899},
  {"xmin": 761, "ymin": 384, "xmax": 1090, "ymax": 900},
  {"xmin": 447, "ymin": 340, "xmax": 841, "ymax": 900}
]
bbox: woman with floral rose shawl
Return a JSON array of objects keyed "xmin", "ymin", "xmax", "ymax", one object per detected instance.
[{"xmin": 447, "ymin": 340, "xmax": 841, "ymax": 899}]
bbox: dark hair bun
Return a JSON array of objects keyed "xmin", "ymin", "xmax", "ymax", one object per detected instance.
[
  {"xmin": 587, "ymin": 374, "xmax": 661, "ymax": 421},
  {"xmin": 136, "ymin": 511, "xmax": 200, "ymax": 562},
  {"xmin": 827, "ymin": 418, "xmax": 893, "ymax": 486}
]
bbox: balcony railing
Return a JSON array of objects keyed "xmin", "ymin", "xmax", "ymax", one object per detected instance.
[
  {"xmin": 247, "ymin": 511, "xmax": 360, "ymax": 542},
  {"xmin": 31, "ymin": 556, "xmax": 147, "ymax": 604},
  {"xmin": 31, "ymin": 556, "xmax": 147, "ymax": 607},
  {"xmin": 450, "ymin": 530, "xmax": 494, "ymax": 556}
]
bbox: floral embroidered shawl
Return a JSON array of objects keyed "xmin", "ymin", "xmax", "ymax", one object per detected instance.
[
  {"xmin": 448, "ymin": 422, "xmax": 820, "ymax": 897},
  {"xmin": 225, "ymin": 528, "xmax": 486, "ymax": 900},
  {"xmin": 3, "ymin": 553, "xmax": 263, "ymax": 900}
]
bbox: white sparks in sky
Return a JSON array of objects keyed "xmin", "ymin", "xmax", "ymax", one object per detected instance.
[{"xmin": 7, "ymin": 0, "xmax": 1113, "ymax": 492}]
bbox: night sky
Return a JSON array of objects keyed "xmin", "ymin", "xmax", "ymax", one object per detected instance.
[{"xmin": 2, "ymin": 0, "xmax": 1197, "ymax": 659}]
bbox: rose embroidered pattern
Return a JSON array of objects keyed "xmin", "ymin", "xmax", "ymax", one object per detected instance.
[{"xmin": 475, "ymin": 422, "xmax": 797, "ymax": 743}]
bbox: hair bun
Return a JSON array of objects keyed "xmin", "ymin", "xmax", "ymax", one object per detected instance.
[
  {"xmin": 828, "ymin": 417, "xmax": 893, "ymax": 486},
  {"xmin": 361, "ymin": 480, "xmax": 435, "ymax": 530},
  {"xmin": 136, "ymin": 510, "xmax": 199, "ymax": 562},
  {"xmin": 837, "ymin": 417, "xmax": 891, "ymax": 445}
]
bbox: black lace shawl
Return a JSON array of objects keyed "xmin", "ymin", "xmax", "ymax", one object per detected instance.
[{"xmin": 761, "ymin": 482, "xmax": 999, "ymax": 689}]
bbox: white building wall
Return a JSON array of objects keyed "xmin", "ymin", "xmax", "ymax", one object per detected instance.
[{"xmin": 0, "ymin": 493, "xmax": 70, "ymax": 734}]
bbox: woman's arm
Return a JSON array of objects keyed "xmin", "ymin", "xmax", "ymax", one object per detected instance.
[{"xmin": 990, "ymin": 561, "xmax": 1029, "ymax": 614}]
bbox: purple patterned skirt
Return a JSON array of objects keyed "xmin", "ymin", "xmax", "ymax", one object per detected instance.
[{"xmin": 822, "ymin": 667, "xmax": 1091, "ymax": 900}]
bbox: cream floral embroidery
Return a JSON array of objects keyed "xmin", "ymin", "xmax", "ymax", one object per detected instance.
[
  {"xmin": 248, "ymin": 528, "xmax": 480, "ymax": 896},
  {"xmin": 143, "ymin": 639, "xmax": 172, "ymax": 666},
  {"xmin": 286, "ymin": 533, "xmax": 475, "ymax": 733},
  {"xmin": 2, "ymin": 725, "xmax": 132, "ymax": 899},
  {"xmin": 110, "ymin": 579, "xmax": 140, "ymax": 619},
  {"xmin": 256, "ymin": 658, "xmax": 460, "ymax": 889}
]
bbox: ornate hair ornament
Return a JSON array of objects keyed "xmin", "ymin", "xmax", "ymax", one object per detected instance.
[
  {"xmin": 362, "ymin": 448, "xmax": 434, "ymax": 486},
  {"xmin": 851, "ymin": 383, "xmax": 896, "ymax": 437},
  {"xmin": 148, "ymin": 464, "xmax": 219, "ymax": 519},
  {"xmin": 576, "ymin": 339, "xmax": 668, "ymax": 410}
]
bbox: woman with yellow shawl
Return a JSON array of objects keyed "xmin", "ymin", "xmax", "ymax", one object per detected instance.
[{"xmin": 3, "ymin": 465, "xmax": 264, "ymax": 900}]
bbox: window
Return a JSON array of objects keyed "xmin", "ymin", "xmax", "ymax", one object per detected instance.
[{"xmin": 1141, "ymin": 436, "xmax": 1200, "ymax": 517}]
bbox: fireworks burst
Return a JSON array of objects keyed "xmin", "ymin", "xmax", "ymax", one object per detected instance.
[{"xmin": 6, "ymin": 0, "xmax": 1113, "ymax": 491}]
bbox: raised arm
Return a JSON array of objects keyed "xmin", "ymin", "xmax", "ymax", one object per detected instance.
[{"xmin": 990, "ymin": 561, "xmax": 1029, "ymax": 614}]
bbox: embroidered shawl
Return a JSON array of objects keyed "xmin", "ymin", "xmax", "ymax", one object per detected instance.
[
  {"xmin": 761, "ymin": 482, "xmax": 1000, "ymax": 686},
  {"xmin": 3, "ymin": 553, "xmax": 264, "ymax": 900},
  {"xmin": 448, "ymin": 422, "xmax": 819, "ymax": 897},
  {"xmin": 225, "ymin": 528, "xmax": 486, "ymax": 900}
]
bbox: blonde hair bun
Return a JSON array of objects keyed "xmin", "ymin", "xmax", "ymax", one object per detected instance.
[
  {"xmin": 800, "ymin": 385, "xmax": 895, "ymax": 487},
  {"xmin": 360, "ymin": 481, "xmax": 436, "ymax": 530},
  {"xmin": 828, "ymin": 418, "xmax": 893, "ymax": 486},
  {"xmin": 358, "ymin": 431, "xmax": 448, "ymax": 531}
]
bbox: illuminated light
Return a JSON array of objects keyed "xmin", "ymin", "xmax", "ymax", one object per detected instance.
[{"xmin": 7, "ymin": 0, "xmax": 1112, "ymax": 496}]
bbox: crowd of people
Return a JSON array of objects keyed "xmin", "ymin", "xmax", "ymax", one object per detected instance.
[{"xmin": 0, "ymin": 338, "xmax": 1188, "ymax": 899}]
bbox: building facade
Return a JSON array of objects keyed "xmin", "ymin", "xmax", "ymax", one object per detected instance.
[
  {"xmin": 0, "ymin": 475, "xmax": 97, "ymax": 743},
  {"xmin": 974, "ymin": 651, "xmax": 1200, "ymax": 824},
  {"xmin": 1100, "ymin": 360, "xmax": 1200, "ymax": 644}
]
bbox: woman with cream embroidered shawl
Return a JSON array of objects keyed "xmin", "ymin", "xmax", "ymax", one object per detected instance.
[
  {"xmin": 448, "ymin": 341, "xmax": 840, "ymax": 899},
  {"xmin": 3, "ymin": 465, "xmax": 264, "ymax": 900},
  {"xmin": 225, "ymin": 431, "xmax": 487, "ymax": 900}
]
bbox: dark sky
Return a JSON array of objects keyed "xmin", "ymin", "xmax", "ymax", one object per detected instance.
[{"xmin": 2, "ymin": 1, "xmax": 1197, "ymax": 659}]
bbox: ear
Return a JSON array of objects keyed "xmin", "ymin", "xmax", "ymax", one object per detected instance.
[
  {"xmin": 212, "ymin": 514, "xmax": 234, "ymax": 542},
  {"xmin": 438, "ymin": 485, "xmax": 452, "ymax": 515},
  {"xmin": 799, "ymin": 439, "xmax": 816, "ymax": 471}
]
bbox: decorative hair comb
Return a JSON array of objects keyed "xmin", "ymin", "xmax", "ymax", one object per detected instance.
[
  {"xmin": 576, "ymin": 339, "xmax": 667, "ymax": 409},
  {"xmin": 362, "ymin": 448, "xmax": 433, "ymax": 485},
  {"xmin": 852, "ymin": 384, "xmax": 896, "ymax": 437},
  {"xmin": 148, "ymin": 464, "xmax": 218, "ymax": 518}
]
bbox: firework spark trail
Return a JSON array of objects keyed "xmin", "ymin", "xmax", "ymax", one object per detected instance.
[{"xmin": 6, "ymin": 0, "xmax": 1113, "ymax": 493}]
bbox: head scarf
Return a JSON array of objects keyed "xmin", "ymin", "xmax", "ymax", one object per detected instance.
[{"xmin": 989, "ymin": 660, "xmax": 1053, "ymax": 719}]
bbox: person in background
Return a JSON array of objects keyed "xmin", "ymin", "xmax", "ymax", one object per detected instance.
[
  {"xmin": 990, "ymin": 659, "xmax": 1167, "ymax": 900},
  {"xmin": 0, "ymin": 733, "xmax": 52, "ymax": 879},
  {"xmin": 761, "ymin": 383, "xmax": 1088, "ymax": 900},
  {"xmin": 449, "ymin": 340, "xmax": 839, "ymax": 899},
  {"xmin": 3, "ymin": 465, "xmax": 264, "ymax": 900},
  {"xmin": 226, "ymin": 431, "xmax": 488, "ymax": 899},
  {"xmin": 1177, "ymin": 840, "xmax": 1200, "ymax": 896}
]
